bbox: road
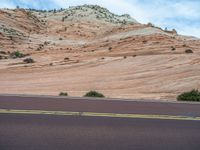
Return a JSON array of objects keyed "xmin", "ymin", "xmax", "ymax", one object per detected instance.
[{"xmin": 0, "ymin": 95, "xmax": 200, "ymax": 150}]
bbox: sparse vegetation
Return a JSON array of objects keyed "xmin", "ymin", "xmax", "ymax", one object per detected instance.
[
  {"xmin": 183, "ymin": 44, "xmax": 187, "ymax": 47},
  {"xmin": 0, "ymin": 51, "xmax": 7, "ymax": 55},
  {"xmin": 171, "ymin": 46, "xmax": 176, "ymax": 51},
  {"xmin": 59, "ymin": 92, "xmax": 68, "ymax": 96},
  {"xmin": 1, "ymin": 4, "xmax": 200, "ymax": 102},
  {"xmin": 147, "ymin": 22, "xmax": 154, "ymax": 27},
  {"xmin": 84, "ymin": 91, "xmax": 105, "ymax": 98},
  {"xmin": 64, "ymin": 57, "xmax": 69, "ymax": 60},
  {"xmin": 142, "ymin": 40, "xmax": 147, "ymax": 44},
  {"xmin": 10, "ymin": 51, "xmax": 25, "ymax": 58},
  {"xmin": 23, "ymin": 58, "xmax": 35, "ymax": 63},
  {"xmin": 172, "ymin": 29, "xmax": 177, "ymax": 34},
  {"xmin": 177, "ymin": 90, "xmax": 200, "ymax": 102},
  {"xmin": 185, "ymin": 49, "xmax": 193, "ymax": 54},
  {"xmin": 36, "ymin": 44, "xmax": 44, "ymax": 51},
  {"xmin": 62, "ymin": 17, "xmax": 65, "ymax": 22},
  {"xmin": 44, "ymin": 41, "xmax": 50, "ymax": 45}
]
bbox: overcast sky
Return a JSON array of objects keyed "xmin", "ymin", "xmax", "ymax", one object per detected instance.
[{"xmin": 1, "ymin": 0, "xmax": 200, "ymax": 38}]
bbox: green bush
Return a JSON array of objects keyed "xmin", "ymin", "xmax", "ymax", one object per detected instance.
[
  {"xmin": 23, "ymin": 58, "xmax": 35, "ymax": 63},
  {"xmin": 84, "ymin": 91, "xmax": 105, "ymax": 98},
  {"xmin": 171, "ymin": 46, "xmax": 176, "ymax": 51},
  {"xmin": 185, "ymin": 49, "xmax": 193, "ymax": 54},
  {"xmin": 0, "ymin": 51, "xmax": 7, "ymax": 55},
  {"xmin": 59, "ymin": 92, "xmax": 68, "ymax": 96},
  {"xmin": 10, "ymin": 51, "xmax": 25, "ymax": 58},
  {"xmin": 177, "ymin": 89, "xmax": 200, "ymax": 102}
]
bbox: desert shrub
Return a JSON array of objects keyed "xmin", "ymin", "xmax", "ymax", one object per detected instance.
[
  {"xmin": 177, "ymin": 90, "xmax": 200, "ymax": 102},
  {"xmin": 84, "ymin": 91, "xmax": 105, "ymax": 98},
  {"xmin": 171, "ymin": 46, "xmax": 176, "ymax": 51},
  {"xmin": 108, "ymin": 47, "xmax": 112, "ymax": 51},
  {"xmin": 44, "ymin": 41, "xmax": 49, "ymax": 45},
  {"xmin": 59, "ymin": 92, "xmax": 68, "ymax": 96},
  {"xmin": 147, "ymin": 22, "xmax": 154, "ymax": 27},
  {"xmin": 62, "ymin": 17, "xmax": 65, "ymax": 22},
  {"xmin": 53, "ymin": 9, "xmax": 57, "ymax": 13},
  {"xmin": 143, "ymin": 40, "xmax": 147, "ymax": 44},
  {"xmin": 185, "ymin": 49, "xmax": 193, "ymax": 54},
  {"xmin": 23, "ymin": 58, "xmax": 35, "ymax": 63},
  {"xmin": 10, "ymin": 51, "xmax": 25, "ymax": 58},
  {"xmin": 0, "ymin": 51, "xmax": 7, "ymax": 55},
  {"xmin": 172, "ymin": 29, "xmax": 177, "ymax": 34},
  {"xmin": 124, "ymin": 56, "xmax": 127, "ymax": 59},
  {"xmin": 64, "ymin": 57, "xmax": 69, "ymax": 60},
  {"xmin": 183, "ymin": 44, "xmax": 187, "ymax": 47}
]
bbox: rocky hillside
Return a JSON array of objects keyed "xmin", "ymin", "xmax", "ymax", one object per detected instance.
[
  {"xmin": 52, "ymin": 5, "xmax": 137, "ymax": 24},
  {"xmin": 0, "ymin": 5, "xmax": 200, "ymax": 100}
]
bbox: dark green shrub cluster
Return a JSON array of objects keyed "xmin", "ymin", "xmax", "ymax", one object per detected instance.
[
  {"xmin": 10, "ymin": 51, "xmax": 25, "ymax": 58},
  {"xmin": 59, "ymin": 92, "xmax": 68, "ymax": 96},
  {"xmin": 64, "ymin": 57, "xmax": 69, "ymax": 60},
  {"xmin": 177, "ymin": 90, "xmax": 200, "ymax": 102},
  {"xmin": 171, "ymin": 46, "xmax": 176, "ymax": 51},
  {"xmin": 23, "ymin": 58, "xmax": 35, "ymax": 63},
  {"xmin": 185, "ymin": 49, "xmax": 193, "ymax": 54},
  {"xmin": 84, "ymin": 91, "xmax": 105, "ymax": 98},
  {"xmin": 0, "ymin": 51, "xmax": 7, "ymax": 55}
]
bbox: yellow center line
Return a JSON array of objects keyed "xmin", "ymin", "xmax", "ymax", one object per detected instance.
[{"xmin": 0, "ymin": 109, "xmax": 200, "ymax": 121}]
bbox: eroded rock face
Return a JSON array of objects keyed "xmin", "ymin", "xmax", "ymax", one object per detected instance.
[
  {"xmin": 60, "ymin": 5, "xmax": 138, "ymax": 24},
  {"xmin": 0, "ymin": 5, "xmax": 200, "ymax": 100}
]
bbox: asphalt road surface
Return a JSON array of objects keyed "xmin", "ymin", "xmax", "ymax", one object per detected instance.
[{"xmin": 0, "ymin": 95, "xmax": 200, "ymax": 150}]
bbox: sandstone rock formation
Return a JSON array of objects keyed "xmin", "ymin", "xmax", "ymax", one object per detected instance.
[{"xmin": 0, "ymin": 5, "xmax": 200, "ymax": 100}]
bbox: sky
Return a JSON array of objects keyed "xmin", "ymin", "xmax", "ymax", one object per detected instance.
[{"xmin": 0, "ymin": 0, "xmax": 200, "ymax": 38}]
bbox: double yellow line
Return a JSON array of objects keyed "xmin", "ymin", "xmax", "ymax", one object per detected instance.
[{"xmin": 0, "ymin": 109, "xmax": 200, "ymax": 121}]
